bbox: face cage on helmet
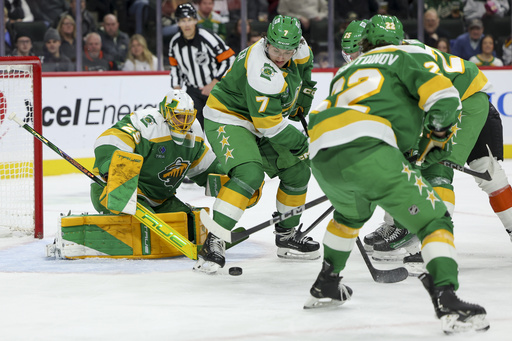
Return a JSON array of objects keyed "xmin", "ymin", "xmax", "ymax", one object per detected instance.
[{"xmin": 164, "ymin": 106, "xmax": 197, "ymax": 133}]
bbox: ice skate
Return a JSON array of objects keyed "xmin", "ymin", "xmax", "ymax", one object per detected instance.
[
  {"xmin": 275, "ymin": 224, "xmax": 320, "ymax": 260},
  {"xmin": 403, "ymin": 251, "xmax": 425, "ymax": 276},
  {"xmin": 304, "ymin": 260, "xmax": 352, "ymax": 309},
  {"xmin": 363, "ymin": 222, "xmax": 396, "ymax": 252},
  {"xmin": 507, "ymin": 228, "xmax": 512, "ymax": 242},
  {"xmin": 372, "ymin": 227, "xmax": 420, "ymax": 261},
  {"xmin": 193, "ymin": 232, "xmax": 225, "ymax": 274},
  {"xmin": 419, "ymin": 273, "xmax": 490, "ymax": 334}
]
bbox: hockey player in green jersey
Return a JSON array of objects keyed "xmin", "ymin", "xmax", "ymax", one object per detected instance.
[
  {"xmin": 304, "ymin": 15, "xmax": 489, "ymax": 334},
  {"xmin": 194, "ymin": 15, "xmax": 320, "ymax": 273},
  {"xmin": 90, "ymin": 89, "xmax": 224, "ymax": 240},
  {"xmin": 351, "ymin": 16, "xmax": 512, "ymax": 261}
]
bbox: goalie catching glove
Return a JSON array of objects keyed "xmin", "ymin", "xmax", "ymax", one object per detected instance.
[{"xmin": 289, "ymin": 80, "xmax": 317, "ymax": 121}]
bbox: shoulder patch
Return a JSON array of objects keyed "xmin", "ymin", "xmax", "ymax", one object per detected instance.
[{"xmin": 246, "ymin": 43, "xmax": 285, "ymax": 94}]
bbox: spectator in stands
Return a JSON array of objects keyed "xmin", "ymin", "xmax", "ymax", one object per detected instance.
[
  {"xmin": 212, "ymin": 0, "xmax": 230, "ymax": 23},
  {"xmin": 502, "ymin": 36, "xmax": 512, "ymax": 65},
  {"xmin": 5, "ymin": 0, "xmax": 40, "ymax": 22},
  {"xmin": 277, "ymin": 0, "xmax": 327, "ymax": 31},
  {"xmin": 87, "ymin": 0, "xmax": 117, "ymax": 21},
  {"xmin": 196, "ymin": 0, "xmax": 227, "ymax": 39},
  {"xmin": 450, "ymin": 18, "xmax": 485, "ymax": 60},
  {"xmin": 57, "ymin": 0, "xmax": 97, "ymax": 37},
  {"xmin": 162, "ymin": 0, "xmax": 179, "ymax": 38},
  {"xmin": 38, "ymin": 0, "xmax": 69, "ymax": 27},
  {"xmin": 99, "ymin": 14, "xmax": 129, "ymax": 70},
  {"xmin": 436, "ymin": 36, "xmax": 451, "ymax": 53},
  {"xmin": 412, "ymin": 8, "xmax": 450, "ymax": 48},
  {"xmin": 248, "ymin": 31, "xmax": 262, "ymax": 46},
  {"xmin": 248, "ymin": 0, "xmax": 269, "ymax": 21},
  {"xmin": 426, "ymin": 0, "xmax": 463, "ymax": 19},
  {"xmin": 225, "ymin": 18, "xmax": 252, "ymax": 54},
  {"xmin": 82, "ymin": 32, "xmax": 116, "ymax": 71},
  {"xmin": 41, "ymin": 27, "xmax": 73, "ymax": 72},
  {"xmin": 10, "ymin": 32, "xmax": 35, "ymax": 56},
  {"xmin": 377, "ymin": 0, "xmax": 413, "ymax": 19},
  {"xmin": 3, "ymin": 7, "xmax": 16, "ymax": 55},
  {"xmin": 57, "ymin": 14, "xmax": 76, "ymax": 63},
  {"xmin": 469, "ymin": 34, "xmax": 504, "ymax": 66},
  {"xmin": 122, "ymin": 34, "xmax": 160, "ymax": 71},
  {"xmin": 463, "ymin": 0, "xmax": 510, "ymax": 21},
  {"xmin": 335, "ymin": 0, "xmax": 379, "ymax": 21}
]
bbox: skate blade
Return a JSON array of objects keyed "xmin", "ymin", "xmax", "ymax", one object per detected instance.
[
  {"xmin": 277, "ymin": 248, "xmax": 320, "ymax": 260},
  {"xmin": 303, "ymin": 295, "xmax": 346, "ymax": 309},
  {"xmin": 403, "ymin": 262, "xmax": 426, "ymax": 277},
  {"xmin": 363, "ymin": 243, "xmax": 374, "ymax": 253},
  {"xmin": 441, "ymin": 314, "xmax": 490, "ymax": 334},
  {"xmin": 193, "ymin": 258, "xmax": 223, "ymax": 274},
  {"xmin": 372, "ymin": 249, "xmax": 407, "ymax": 262}
]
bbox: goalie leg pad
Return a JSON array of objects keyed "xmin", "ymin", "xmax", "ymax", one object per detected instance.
[{"xmin": 100, "ymin": 150, "xmax": 143, "ymax": 215}]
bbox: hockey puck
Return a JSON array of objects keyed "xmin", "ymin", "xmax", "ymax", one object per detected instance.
[{"xmin": 228, "ymin": 267, "xmax": 243, "ymax": 276}]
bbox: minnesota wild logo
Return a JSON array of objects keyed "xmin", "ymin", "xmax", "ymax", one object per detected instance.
[
  {"xmin": 260, "ymin": 63, "xmax": 276, "ymax": 81},
  {"xmin": 158, "ymin": 157, "xmax": 191, "ymax": 187}
]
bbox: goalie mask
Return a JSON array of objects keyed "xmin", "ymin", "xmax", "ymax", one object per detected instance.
[{"xmin": 159, "ymin": 89, "xmax": 196, "ymax": 144}]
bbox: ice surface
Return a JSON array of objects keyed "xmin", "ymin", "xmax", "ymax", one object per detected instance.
[{"xmin": 1, "ymin": 161, "xmax": 511, "ymax": 340}]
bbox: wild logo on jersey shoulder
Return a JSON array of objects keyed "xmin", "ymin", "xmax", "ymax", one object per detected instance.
[
  {"xmin": 158, "ymin": 157, "xmax": 191, "ymax": 187},
  {"xmin": 260, "ymin": 63, "xmax": 277, "ymax": 81},
  {"xmin": 140, "ymin": 115, "xmax": 156, "ymax": 127}
]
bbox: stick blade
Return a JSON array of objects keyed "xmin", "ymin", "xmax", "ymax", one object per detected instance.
[
  {"xmin": 200, "ymin": 209, "xmax": 233, "ymax": 243},
  {"xmin": 373, "ymin": 267, "xmax": 409, "ymax": 283}
]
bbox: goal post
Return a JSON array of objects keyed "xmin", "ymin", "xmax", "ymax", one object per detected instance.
[{"xmin": 0, "ymin": 56, "xmax": 43, "ymax": 238}]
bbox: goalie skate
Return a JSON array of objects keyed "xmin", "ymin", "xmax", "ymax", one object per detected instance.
[
  {"xmin": 304, "ymin": 260, "xmax": 352, "ymax": 309},
  {"xmin": 419, "ymin": 273, "xmax": 490, "ymax": 334},
  {"xmin": 275, "ymin": 224, "xmax": 320, "ymax": 260},
  {"xmin": 193, "ymin": 233, "xmax": 225, "ymax": 274}
]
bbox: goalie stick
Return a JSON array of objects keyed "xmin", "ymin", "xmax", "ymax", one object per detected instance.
[
  {"xmin": 200, "ymin": 195, "xmax": 330, "ymax": 243},
  {"xmin": 9, "ymin": 113, "xmax": 198, "ymax": 260}
]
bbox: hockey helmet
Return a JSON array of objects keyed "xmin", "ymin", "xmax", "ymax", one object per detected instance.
[
  {"xmin": 175, "ymin": 3, "xmax": 197, "ymax": 20},
  {"xmin": 341, "ymin": 19, "xmax": 368, "ymax": 62},
  {"xmin": 365, "ymin": 15, "xmax": 404, "ymax": 46},
  {"xmin": 159, "ymin": 89, "xmax": 196, "ymax": 142},
  {"xmin": 266, "ymin": 15, "xmax": 302, "ymax": 51}
]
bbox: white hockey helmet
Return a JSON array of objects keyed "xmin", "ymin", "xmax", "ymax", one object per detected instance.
[{"xmin": 159, "ymin": 89, "xmax": 196, "ymax": 142}]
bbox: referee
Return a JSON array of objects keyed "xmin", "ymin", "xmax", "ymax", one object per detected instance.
[{"xmin": 168, "ymin": 3, "xmax": 235, "ymax": 129}]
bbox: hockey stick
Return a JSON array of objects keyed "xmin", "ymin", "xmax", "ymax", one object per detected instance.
[
  {"xmin": 200, "ymin": 194, "xmax": 329, "ymax": 243},
  {"xmin": 405, "ymin": 154, "xmax": 491, "ymax": 181},
  {"xmin": 9, "ymin": 113, "xmax": 198, "ymax": 260},
  {"xmin": 438, "ymin": 160, "xmax": 491, "ymax": 181},
  {"xmin": 296, "ymin": 205, "xmax": 335, "ymax": 240},
  {"xmin": 355, "ymin": 237, "xmax": 409, "ymax": 283}
]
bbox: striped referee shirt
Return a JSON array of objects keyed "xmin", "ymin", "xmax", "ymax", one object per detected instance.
[{"xmin": 168, "ymin": 27, "xmax": 235, "ymax": 89}]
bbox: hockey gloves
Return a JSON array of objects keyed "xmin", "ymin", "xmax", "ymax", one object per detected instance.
[
  {"xmin": 289, "ymin": 80, "xmax": 317, "ymax": 121},
  {"xmin": 416, "ymin": 126, "xmax": 454, "ymax": 169}
]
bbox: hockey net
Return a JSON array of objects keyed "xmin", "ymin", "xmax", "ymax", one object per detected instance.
[{"xmin": 0, "ymin": 56, "xmax": 43, "ymax": 238}]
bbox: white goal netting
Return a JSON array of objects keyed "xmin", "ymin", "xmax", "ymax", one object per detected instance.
[{"xmin": 0, "ymin": 63, "xmax": 38, "ymax": 237}]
